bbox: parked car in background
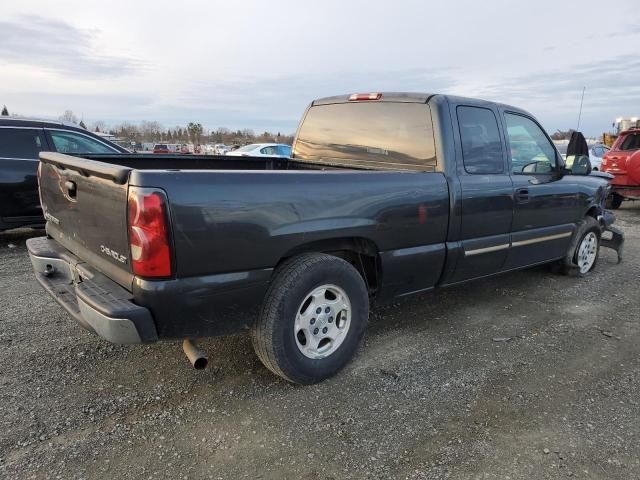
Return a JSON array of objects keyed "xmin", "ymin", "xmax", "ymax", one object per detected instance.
[
  {"xmin": 602, "ymin": 128, "xmax": 640, "ymax": 208},
  {"xmin": 226, "ymin": 143, "xmax": 292, "ymax": 158},
  {"xmin": 153, "ymin": 144, "xmax": 170, "ymax": 154},
  {"xmin": 589, "ymin": 144, "xmax": 609, "ymax": 171},
  {"xmin": 554, "ymin": 142, "xmax": 609, "ymax": 171},
  {"xmin": 0, "ymin": 117, "xmax": 127, "ymax": 231},
  {"xmin": 213, "ymin": 144, "xmax": 230, "ymax": 155},
  {"xmin": 27, "ymin": 92, "xmax": 623, "ymax": 384}
]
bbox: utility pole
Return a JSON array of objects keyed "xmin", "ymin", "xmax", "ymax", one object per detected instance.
[{"xmin": 576, "ymin": 87, "xmax": 585, "ymax": 131}]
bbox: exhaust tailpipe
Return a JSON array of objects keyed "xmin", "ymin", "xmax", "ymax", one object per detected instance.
[{"xmin": 182, "ymin": 339, "xmax": 208, "ymax": 370}]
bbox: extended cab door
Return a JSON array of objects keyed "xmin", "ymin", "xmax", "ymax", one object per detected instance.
[
  {"xmin": 446, "ymin": 103, "xmax": 514, "ymax": 283},
  {"xmin": 501, "ymin": 111, "xmax": 577, "ymax": 269}
]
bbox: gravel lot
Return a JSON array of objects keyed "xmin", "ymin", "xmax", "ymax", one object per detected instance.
[{"xmin": 1, "ymin": 205, "xmax": 639, "ymax": 480}]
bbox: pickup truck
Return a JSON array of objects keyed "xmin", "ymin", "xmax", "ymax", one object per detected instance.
[{"xmin": 28, "ymin": 92, "xmax": 624, "ymax": 384}]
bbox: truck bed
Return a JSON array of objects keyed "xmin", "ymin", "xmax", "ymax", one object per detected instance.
[{"xmin": 37, "ymin": 151, "xmax": 450, "ymax": 338}]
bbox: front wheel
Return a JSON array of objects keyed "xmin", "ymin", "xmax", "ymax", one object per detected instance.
[
  {"xmin": 554, "ymin": 217, "xmax": 601, "ymax": 277},
  {"xmin": 251, "ymin": 253, "xmax": 369, "ymax": 384}
]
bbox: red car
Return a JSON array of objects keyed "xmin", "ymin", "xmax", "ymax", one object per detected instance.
[
  {"xmin": 153, "ymin": 143, "xmax": 169, "ymax": 154},
  {"xmin": 602, "ymin": 128, "xmax": 640, "ymax": 208}
]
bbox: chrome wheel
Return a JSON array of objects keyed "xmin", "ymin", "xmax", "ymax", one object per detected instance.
[
  {"xmin": 294, "ymin": 284, "xmax": 352, "ymax": 359},
  {"xmin": 577, "ymin": 232, "xmax": 598, "ymax": 274}
]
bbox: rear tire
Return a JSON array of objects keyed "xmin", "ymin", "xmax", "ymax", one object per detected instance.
[
  {"xmin": 251, "ymin": 253, "xmax": 369, "ymax": 384},
  {"xmin": 606, "ymin": 193, "xmax": 623, "ymax": 210},
  {"xmin": 554, "ymin": 217, "xmax": 601, "ymax": 277}
]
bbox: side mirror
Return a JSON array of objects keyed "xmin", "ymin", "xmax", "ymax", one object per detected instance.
[{"xmin": 523, "ymin": 161, "xmax": 553, "ymax": 174}]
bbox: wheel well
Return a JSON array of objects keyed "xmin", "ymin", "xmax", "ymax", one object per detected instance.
[
  {"xmin": 278, "ymin": 238, "xmax": 380, "ymax": 295},
  {"xmin": 585, "ymin": 205, "xmax": 601, "ymax": 219}
]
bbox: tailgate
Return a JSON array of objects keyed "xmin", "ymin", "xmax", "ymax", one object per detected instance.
[{"xmin": 38, "ymin": 152, "xmax": 134, "ymax": 290}]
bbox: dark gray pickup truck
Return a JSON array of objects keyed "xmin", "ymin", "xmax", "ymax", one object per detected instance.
[{"xmin": 28, "ymin": 93, "xmax": 624, "ymax": 384}]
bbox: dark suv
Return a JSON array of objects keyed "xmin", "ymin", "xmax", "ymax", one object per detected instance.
[{"xmin": 0, "ymin": 117, "xmax": 127, "ymax": 231}]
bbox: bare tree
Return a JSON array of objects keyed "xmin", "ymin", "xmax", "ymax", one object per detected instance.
[
  {"xmin": 59, "ymin": 110, "xmax": 78, "ymax": 124},
  {"xmin": 1, "ymin": 105, "xmax": 8, "ymax": 116},
  {"xmin": 140, "ymin": 121, "xmax": 163, "ymax": 142},
  {"xmin": 91, "ymin": 120, "xmax": 107, "ymax": 133}
]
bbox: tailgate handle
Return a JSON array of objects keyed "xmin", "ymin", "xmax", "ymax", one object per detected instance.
[{"xmin": 64, "ymin": 180, "xmax": 77, "ymax": 198}]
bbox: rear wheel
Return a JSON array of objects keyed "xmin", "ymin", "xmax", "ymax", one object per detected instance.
[
  {"xmin": 606, "ymin": 193, "xmax": 623, "ymax": 210},
  {"xmin": 251, "ymin": 253, "xmax": 369, "ymax": 384}
]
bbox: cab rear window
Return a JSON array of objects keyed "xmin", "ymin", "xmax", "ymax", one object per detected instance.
[{"xmin": 294, "ymin": 102, "xmax": 437, "ymax": 171}]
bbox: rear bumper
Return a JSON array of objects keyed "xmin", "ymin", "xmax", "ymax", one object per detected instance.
[
  {"xmin": 611, "ymin": 186, "xmax": 640, "ymax": 200},
  {"xmin": 27, "ymin": 236, "xmax": 158, "ymax": 344},
  {"xmin": 27, "ymin": 236, "xmax": 274, "ymax": 342}
]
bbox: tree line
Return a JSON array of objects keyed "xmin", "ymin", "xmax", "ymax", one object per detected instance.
[{"xmin": 1, "ymin": 106, "xmax": 294, "ymax": 146}]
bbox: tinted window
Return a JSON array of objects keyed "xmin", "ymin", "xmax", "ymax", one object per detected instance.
[
  {"xmin": 278, "ymin": 145, "xmax": 292, "ymax": 157},
  {"xmin": 619, "ymin": 132, "xmax": 640, "ymax": 151},
  {"xmin": 504, "ymin": 113, "xmax": 557, "ymax": 174},
  {"xmin": 294, "ymin": 102, "xmax": 436, "ymax": 171},
  {"xmin": 457, "ymin": 106, "xmax": 504, "ymax": 174},
  {"xmin": 260, "ymin": 146, "xmax": 278, "ymax": 155},
  {"xmin": 0, "ymin": 128, "xmax": 46, "ymax": 159},
  {"xmin": 49, "ymin": 130, "xmax": 116, "ymax": 154}
]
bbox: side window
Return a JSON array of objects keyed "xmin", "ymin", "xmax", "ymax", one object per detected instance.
[
  {"xmin": 0, "ymin": 128, "xmax": 47, "ymax": 159},
  {"xmin": 49, "ymin": 130, "xmax": 116, "ymax": 154},
  {"xmin": 278, "ymin": 145, "xmax": 291, "ymax": 157},
  {"xmin": 504, "ymin": 113, "xmax": 557, "ymax": 174},
  {"xmin": 457, "ymin": 106, "xmax": 504, "ymax": 174},
  {"xmin": 261, "ymin": 146, "xmax": 277, "ymax": 155}
]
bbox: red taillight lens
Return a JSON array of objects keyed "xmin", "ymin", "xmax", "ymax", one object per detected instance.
[
  {"xmin": 349, "ymin": 92, "xmax": 382, "ymax": 101},
  {"xmin": 127, "ymin": 187, "xmax": 172, "ymax": 278}
]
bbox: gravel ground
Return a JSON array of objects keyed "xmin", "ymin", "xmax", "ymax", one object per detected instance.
[{"xmin": 1, "ymin": 205, "xmax": 639, "ymax": 480}]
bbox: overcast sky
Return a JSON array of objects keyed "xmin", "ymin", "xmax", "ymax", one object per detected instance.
[{"xmin": 1, "ymin": 0, "xmax": 639, "ymax": 136}]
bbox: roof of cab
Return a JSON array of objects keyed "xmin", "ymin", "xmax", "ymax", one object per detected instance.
[
  {"xmin": 0, "ymin": 116, "xmax": 83, "ymax": 129},
  {"xmin": 313, "ymin": 92, "xmax": 434, "ymax": 105},
  {"xmin": 311, "ymin": 92, "xmax": 528, "ymax": 115}
]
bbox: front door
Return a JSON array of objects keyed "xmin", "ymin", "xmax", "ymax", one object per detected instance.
[{"xmin": 502, "ymin": 112, "xmax": 577, "ymax": 269}]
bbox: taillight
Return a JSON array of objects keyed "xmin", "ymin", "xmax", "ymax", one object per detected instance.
[
  {"xmin": 349, "ymin": 92, "xmax": 382, "ymax": 101},
  {"xmin": 127, "ymin": 187, "xmax": 172, "ymax": 278}
]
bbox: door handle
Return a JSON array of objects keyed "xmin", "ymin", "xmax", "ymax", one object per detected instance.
[{"xmin": 515, "ymin": 188, "xmax": 529, "ymax": 203}]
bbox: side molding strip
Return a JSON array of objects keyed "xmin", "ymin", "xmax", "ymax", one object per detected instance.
[
  {"xmin": 464, "ymin": 231, "xmax": 572, "ymax": 256},
  {"xmin": 464, "ymin": 244, "xmax": 510, "ymax": 256},
  {"xmin": 511, "ymin": 231, "xmax": 571, "ymax": 247}
]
